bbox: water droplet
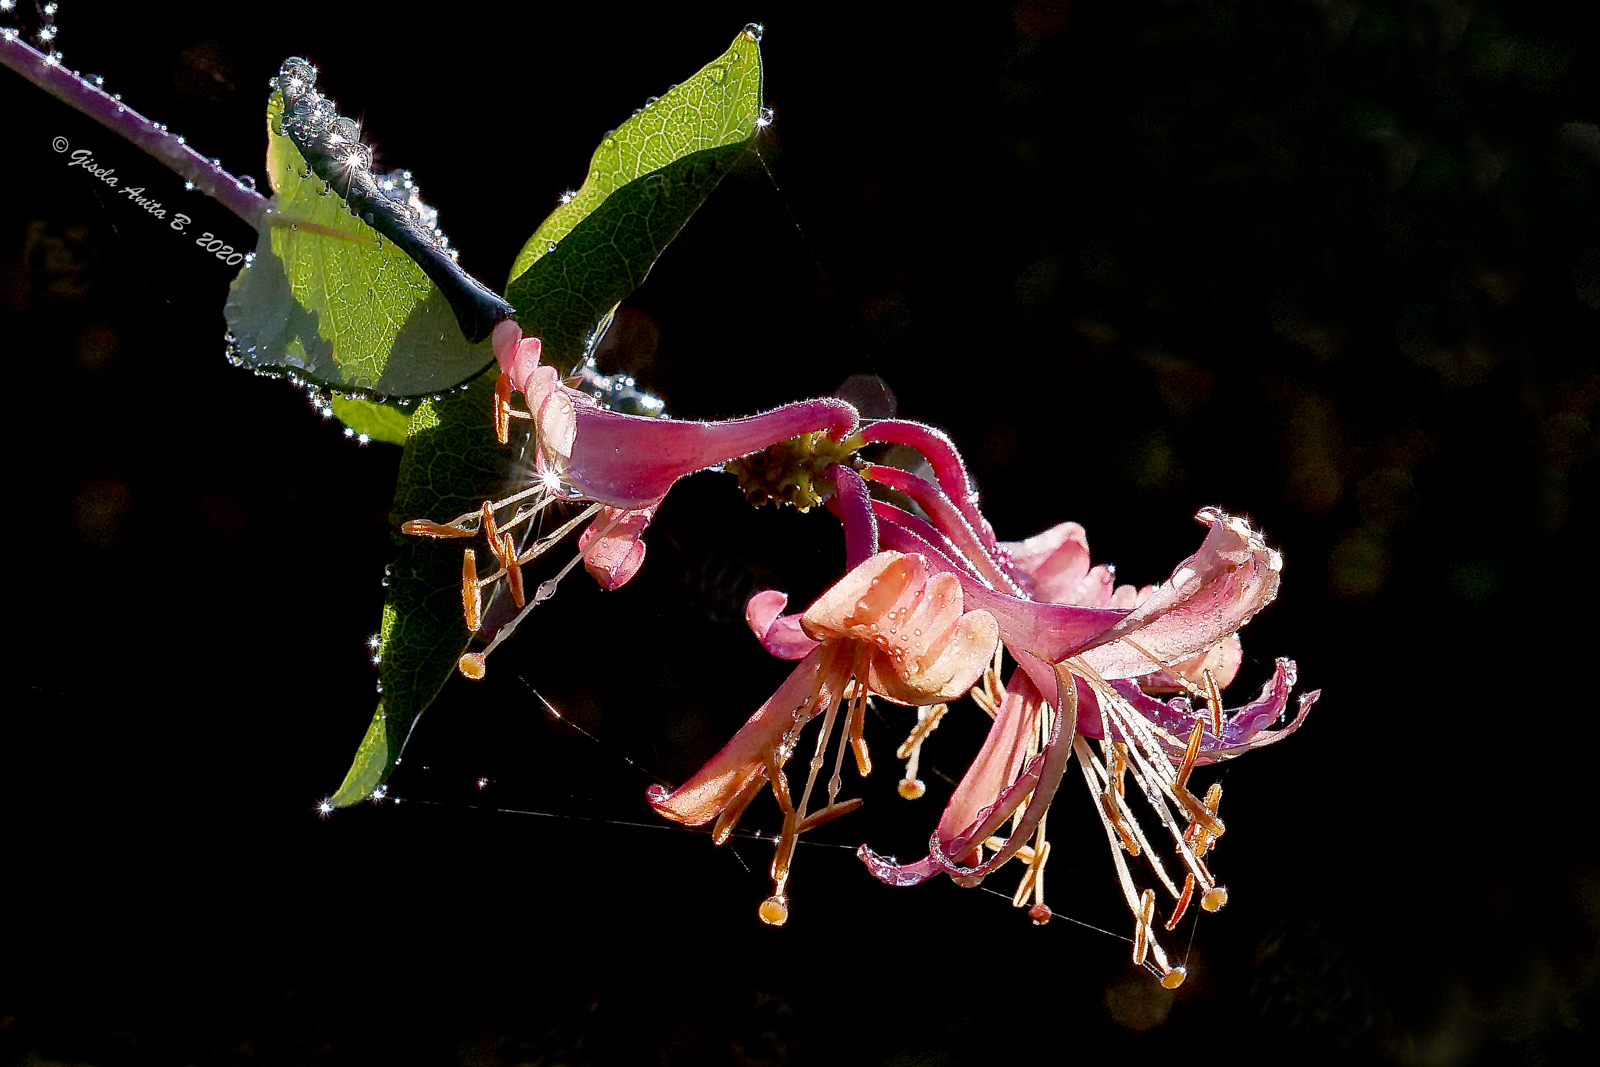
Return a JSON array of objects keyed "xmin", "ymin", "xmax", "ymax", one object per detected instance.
[
  {"xmin": 756, "ymin": 106, "xmax": 774, "ymax": 128},
  {"xmin": 743, "ymin": 21, "xmax": 765, "ymax": 41},
  {"xmin": 546, "ymin": 240, "xmax": 556, "ymax": 252},
  {"xmin": 707, "ymin": 66, "xmax": 727, "ymax": 84},
  {"xmin": 239, "ymin": 174, "xmax": 256, "ymax": 191}
]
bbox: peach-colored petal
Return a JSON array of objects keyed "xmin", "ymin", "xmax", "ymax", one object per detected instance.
[{"xmin": 802, "ymin": 553, "xmax": 999, "ymax": 704}]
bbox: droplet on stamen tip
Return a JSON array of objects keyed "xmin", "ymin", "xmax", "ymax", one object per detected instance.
[
  {"xmin": 1201, "ymin": 886, "xmax": 1229, "ymax": 912},
  {"xmin": 458, "ymin": 652, "xmax": 487, "ymax": 680},
  {"xmin": 1027, "ymin": 903, "xmax": 1052, "ymax": 925},
  {"xmin": 1161, "ymin": 966, "xmax": 1187, "ymax": 989},
  {"xmin": 757, "ymin": 896, "xmax": 789, "ymax": 926},
  {"xmin": 897, "ymin": 778, "xmax": 926, "ymax": 800}
]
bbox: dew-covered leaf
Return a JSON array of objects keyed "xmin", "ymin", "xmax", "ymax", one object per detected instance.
[
  {"xmin": 330, "ymin": 371, "xmax": 510, "ymax": 806},
  {"xmin": 332, "ymin": 29, "xmax": 765, "ymax": 802},
  {"xmin": 329, "ymin": 395, "xmax": 410, "ymax": 446},
  {"xmin": 224, "ymin": 94, "xmax": 495, "ymax": 399},
  {"xmin": 506, "ymin": 28, "xmax": 764, "ymax": 374}
]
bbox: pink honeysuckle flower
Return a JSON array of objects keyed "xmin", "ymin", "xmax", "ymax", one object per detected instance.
[
  {"xmin": 813, "ymin": 417, "xmax": 1316, "ymax": 983},
  {"xmin": 647, "ymin": 549, "xmax": 1000, "ymax": 926},
  {"xmin": 407, "ymin": 321, "xmax": 863, "ymax": 678}
]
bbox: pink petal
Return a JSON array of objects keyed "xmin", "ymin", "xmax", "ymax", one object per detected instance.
[
  {"xmin": 932, "ymin": 669, "xmax": 1046, "ymax": 865},
  {"xmin": 577, "ymin": 505, "xmax": 658, "ymax": 590},
  {"xmin": 744, "ymin": 590, "xmax": 819, "ymax": 660},
  {"xmin": 1135, "ymin": 634, "xmax": 1243, "ymax": 693},
  {"xmin": 567, "ymin": 398, "xmax": 859, "ymax": 510},
  {"xmin": 1078, "ymin": 508, "xmax": 1282, "ymax": 681},
  {"xmin": 1000, "ymin": 521, "xmax": 1094, "ymax": 603}
]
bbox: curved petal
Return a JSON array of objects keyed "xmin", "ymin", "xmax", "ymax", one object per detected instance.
[
  {"xmin": 1078, "ymin": 508, "xmax": 1281, "ymax": 681},
  {"xmin": 744, "ymin": 590, "xmax": 819, "ymax": 660},
  {"xmin": 577, "ymin": 504, "xmax": 657, "ymax": 590},
  {"xmin": 567, "ymin": 398, "xmax": 860, "ymax": 510},
  {"xmin": 999, "ymin": 521, "xmax": 1116, "ymax": 607},
  {"xmin": 1106, "ymin": 657, "xmax": 1312, "ymax": 760},
  {"xmin": 829, "ymin": 463, "xmax": 879, "ymax": 569}
]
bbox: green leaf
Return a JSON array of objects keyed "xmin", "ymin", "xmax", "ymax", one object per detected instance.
[
  {"xmin": 223, "ymin": 94, "xmax": 494, "ymax": 399},
  {"xmin": 330, "ymin": 371, "xmax": 509, "ymax": 806},
  {"xmin": 328, "ymin": 395, "xmax": 410, "ymax": 446},
  {"xmin": 506, "ymin": 28, "xmax": 764, "ymax": 374},
  {"xmin": 331, "ymin": 28, "xmax": 766, "ymax": 803}
]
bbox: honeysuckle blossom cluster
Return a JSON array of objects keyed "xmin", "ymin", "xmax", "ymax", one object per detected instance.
[{"xmin": 404, "ymin": 321, "xmax": 1318, "ymax": 985}]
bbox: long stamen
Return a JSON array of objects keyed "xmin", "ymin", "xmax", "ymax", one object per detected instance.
[{"xmin": 457, "ymin": 505, "xmax": 606, "ymax": 677}]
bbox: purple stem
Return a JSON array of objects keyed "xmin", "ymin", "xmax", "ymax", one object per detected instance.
[{"xmin": 2, "ymin": 35, "xmax": 271, "ymax": 229}]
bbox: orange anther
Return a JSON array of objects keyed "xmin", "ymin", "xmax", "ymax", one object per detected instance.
[
  {"xmin": 1101, "ymin": 792, "xmax": 1142, "ymax": 856},
  {"xmin": 480, "ymin": 501, "xmax": 500, "ymax": 545},
  {"xmin": 795, "ymin": 797, "xmax": 865, "ymax": 833},
  {"xmin": 462, "ymin": 549, "xmax": 482, "ymax": 631},
  {"xmin": 1177, "ymin": 720, "xmax": 1205, "ymax": 791},
  {"xmin": 401, "ymin": 518, "xmax": 473, "ymax": 538},
  {"xmin": 1133, "ymin": 887, "xmax": 1155, "ymax": 965},
  {"xmin": 1204, "ymin": 668, "xmax": 1224, "ymax": 737},
  {"xmin": 1171, "ymin": 870, "xmax": 1196, "ymax": 927},
  {"xmin": 494, "ymin": 371, "xmax": 512, "ymax": 445}
]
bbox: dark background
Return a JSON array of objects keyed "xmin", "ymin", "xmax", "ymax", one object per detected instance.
[{"xmin": 3, "ymin": 1, "xmax": 1595, "ymax": 1064}]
